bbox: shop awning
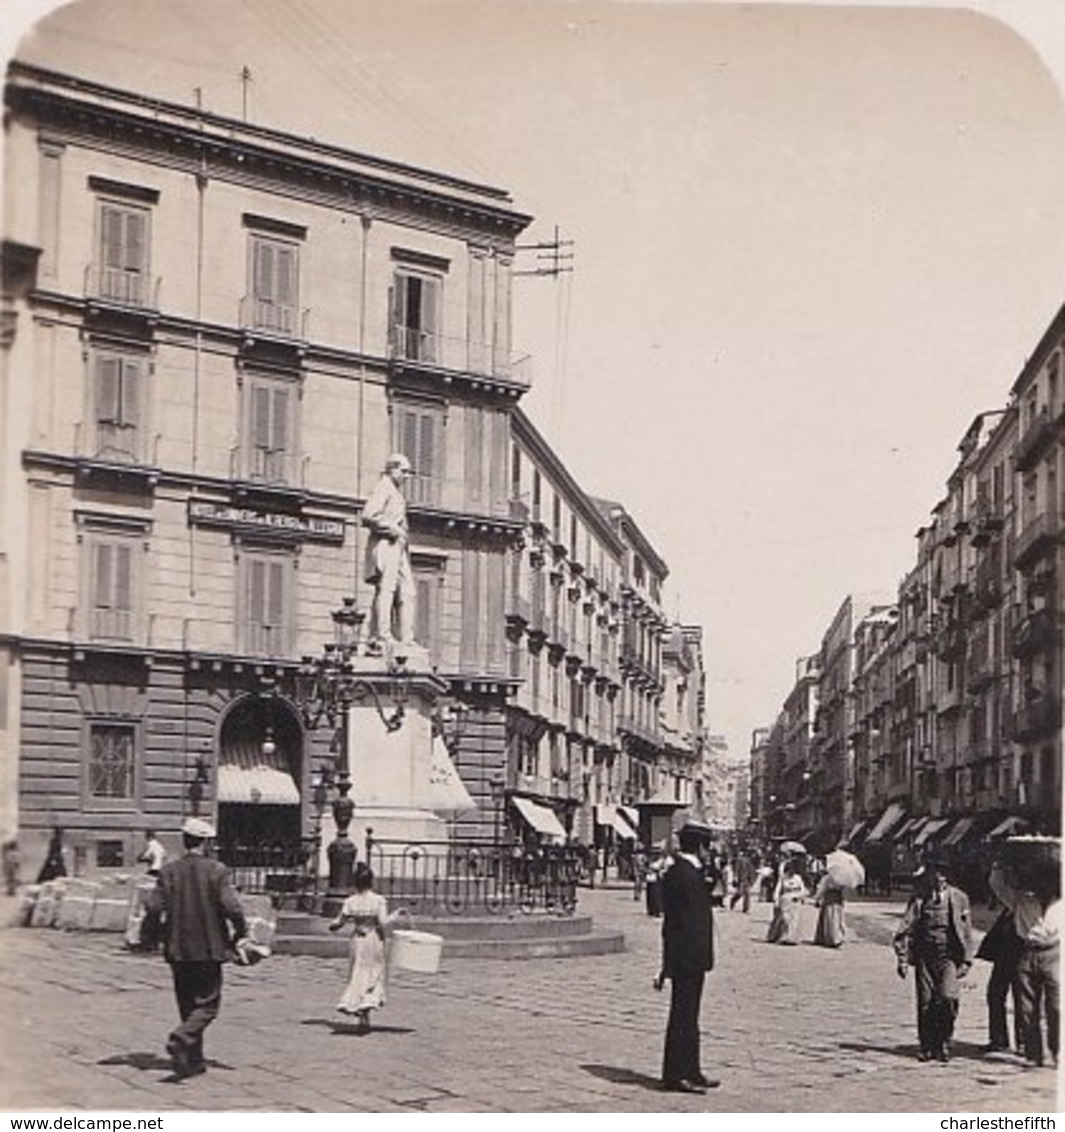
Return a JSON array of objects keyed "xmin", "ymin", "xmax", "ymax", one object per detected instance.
[
  {"xmin": 893, "ymin": 816, "xmax": 922, "ymax": 841},
  {"xmin": 844, "ymin": 820, "xmax": 870, "ymax": 845},
  {"xmin": 511, "ymin": 796, "xmax": 567, "ymax": 841},
  {"xmin": 913, "ymin": 818, "xmax": 950, "ymax": 847},
  {"xmin": 866, "ymin": 802, "xmax": 907, "ymax": 843},
  {"xmin": 217, "ymin": 764, "xmax": 300, "ymax": 805},
  {"xmin": 987, "ymin": 815, "xmax": 1027, "ymax": 840},
  {"xmin": 942, "ymin": 817, "xmax": 976, "ymax": 846},
  {"xmin": 618, "ymin": 805, "xmax": 640, "ymax": 833},
  {"xmin": 594, "ymin": 805, "xmax": 635, "ymax": 838}
]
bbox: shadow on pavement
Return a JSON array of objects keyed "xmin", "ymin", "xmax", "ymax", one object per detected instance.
[
  {"xmin": 580, "ymin": 1063, "xmax": 662, "ymax": 1091},
  {"xmin": 301, "ymin": 1017, "xmax": 414, "ymax": 1036},
  {"xmin": 98, "ymin": 1052, "xmax": 174, "ymax": 1071},
  {"xmin": 838, "ymin": 1040, "xmax": 991, "ymax": 1064}
]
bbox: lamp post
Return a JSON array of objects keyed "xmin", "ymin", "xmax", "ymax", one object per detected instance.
[{"xmin": 293, "ymin": 596, "xmax": 408, "ymax": 899}]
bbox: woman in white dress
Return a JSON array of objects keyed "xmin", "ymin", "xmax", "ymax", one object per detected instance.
[
  {"xmin": 766, "ymin": 859, "xmax": 807, "ymax": 945},
  {"xmin": 329, "ymin": 863, "xmax": 407, "ymax": 1032}
]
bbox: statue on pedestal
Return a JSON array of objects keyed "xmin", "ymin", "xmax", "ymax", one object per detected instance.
[{"xmin": 363, "ymin": 453, "xmax": 417, "ymax": 655}]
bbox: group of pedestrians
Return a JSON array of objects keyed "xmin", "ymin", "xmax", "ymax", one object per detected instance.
[
  {"xmin": 653, "ymin": 823, "xmax": 1058, "ymax": 1095},
  {"xmin": 139, "ymin": 816, "xmax": 407, "ymax": 1080}
]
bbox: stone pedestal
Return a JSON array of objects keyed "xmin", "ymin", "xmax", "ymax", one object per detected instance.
[{"xmin": 345, "ymin": 648, "xmax": 454, "ymax": 853}]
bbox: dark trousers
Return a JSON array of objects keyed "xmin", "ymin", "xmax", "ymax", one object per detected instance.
[
  {"xmin": 663, "ymin": 970, "xmax": 705, "ymax": 1083},
  {"xmin": 729, "ymin": 888, "xmax": 750, "ymax": 913},
  {"xmin": 169, "ymin": 961, "xmax": 223, "ymax": 1067},
  {"xmin": 986, "ymin": 953, "xmax": 1021, "ymax": 1050},
  {"xmin": 1014, "ymin": 944, "xmax": 1060, "ymax": 1065},
  {"xmin": 914, "ymin": 948, "xmax": 959, "ymax": 1055}
]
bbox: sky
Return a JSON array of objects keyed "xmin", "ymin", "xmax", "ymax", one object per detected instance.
[{"xmin": 4, "ymin": 0, "xmax": 1065, "ymax": 764}]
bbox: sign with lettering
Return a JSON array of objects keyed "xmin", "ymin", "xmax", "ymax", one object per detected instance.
[{"xmin": 188, "ymin": 500, "xmax": 345, "ymax": 542}]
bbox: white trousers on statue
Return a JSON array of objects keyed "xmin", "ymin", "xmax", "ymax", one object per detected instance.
[{"xmin": 369, "ymin": 537, "xmax": 415, "ymax": 644}]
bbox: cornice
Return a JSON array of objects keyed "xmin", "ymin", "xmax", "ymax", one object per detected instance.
[{"xmin": 7, "ymin": 68, "xmax": 532, "ymax": 246}]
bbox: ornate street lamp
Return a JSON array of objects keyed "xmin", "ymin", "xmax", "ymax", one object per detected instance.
[{"xmin": 293, "ymin": 596, "xmax": 409, "ymax": 898}]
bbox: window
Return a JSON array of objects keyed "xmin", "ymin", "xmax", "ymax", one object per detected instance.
[
  {"xmin": 92, "ymin": 350, "xmax": 146, "ymax": 463},
  {"xmin": 249, "ymin": 234, "xmax": 299, "ymax": 335},
  {"xmin": 87, "ymin": 722, "xmax": 136, "ymax": 801},
  {"xmin": 241, "ymin": 550, "xmax": 294, "ymax": 657},
  {"xmin": 97, "ymin": 200, "xmax": 150, "ymax": 305},
  {"xmin": 412, "ymin": 558, "xmax": 443, "ymax": 667},
  {"xmin": 245, "ymin": 374, "xmax": 298, "ymax": 484},
  {"xmin": 393, "ymin": 400, "xmax": 444, "ymax": 506},
  {"xmin": 392, "ymin": 269, "xmax": 441, "ymax": 363},
  {"xmin": 96, "ymin": 840, "xmax": 125, "ymax": 868}
]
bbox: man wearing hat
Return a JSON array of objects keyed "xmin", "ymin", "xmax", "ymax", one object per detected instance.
[
  {"xmin": 143, "ymin": 817, "xmax": 248, "ymax": 1079},
  {"xmin": 658, "ymin": 821, "xmax": 719, "ymax": 1093},
  {"xmin": 363, "ymin": 452, "xmax": 416, "ymax": 653},
  {"xmin": 892, "ymin": 856, "xmax": 973, "ymax": 1062}
]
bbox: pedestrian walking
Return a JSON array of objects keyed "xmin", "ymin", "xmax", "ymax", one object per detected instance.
[
  {"xmin": 766, "ymin": 860, "xmax": 806, "ymax": 945},
  {"xmin": 812, "ymin": 874, "xmax": 846, "ymax": 947},
  {"xmin": 329, "ymin": 862, "xmax": 409, "ymax": 1034},
  {"xmin": 35, "ymin": 826, "xmax": 67, "ymax": 883},
  {"xmin": 729, "ymin": 852, "xmax": 754, "ymax": 913},
  {"xmin": 138, "ymin": 828, "xmax": 167, "ymax": 877},
  {"xmin": 989, "ymin": 852, "xmax": 1060, "ymax": 1068},
  {"xmin": 142, "ymin": 816, "xmax": 249, "ymax": 1080},
  {"xmin": 892, "ymin": 858, "xmax": 974, "ymax": 1063},
  {"xmin": 975, "ymin": 905, "xmax": 1023, "ymax": 1054},
  {"xmin": 658, "ymin": 822, "xmax": 718, "ymax": 1094}
]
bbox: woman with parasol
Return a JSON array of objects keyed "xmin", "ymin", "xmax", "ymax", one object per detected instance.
[{"xmin": 813, "ymin": 845, "xmax": 865, "ymax": 948}]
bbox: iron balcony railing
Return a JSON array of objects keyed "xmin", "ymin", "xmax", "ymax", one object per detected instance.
[
  {"xmin": 221, "ymin": 836, "xmax": 320, "ymax": 906},
  {"xmin": 364, "ymin": 836, "xmax": 580, "ymax": 916},
  {"xmin": 389, "ymin": 324, "xmax": 532, "ymax": 388}
]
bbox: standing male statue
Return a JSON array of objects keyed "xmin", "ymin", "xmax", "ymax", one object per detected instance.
[{"xmin": 363, "ymin": 452, "xmax": 416, "ymax": 654}]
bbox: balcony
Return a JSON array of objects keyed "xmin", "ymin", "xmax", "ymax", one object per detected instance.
[
  {"xmin": 73, "ymin": 421, "xmax": 160, "ymax": 491},
  {"xmin": 1014, "ymin": 407, "xmax": 1056, "ymax": 472},
  {"xmin": 1013, "ymin": 692, "xmax": 1062, "ymax": 741},
  {"xmin": 1014, "ymin": 513, "xmax": 1059, "ymax": 570},
  {"xmin": 935, "ymin": 620, "xmax": 966, "ymax": 662},
  {"xmin": 389, "ymin": 324, "xmax": 532, "ymax": 389},
  {"xmin": 230, "ymin": 447, "xmax": 309, "ymax": 507},
  {"xmin": 1012, "ymin": 607, "xmax": 1058, "ymax": 658},
  {"xmin": 85, "ymin": 264, "xmax": 160, "ymax": 316}
]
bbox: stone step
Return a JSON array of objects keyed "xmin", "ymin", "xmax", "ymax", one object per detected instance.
[
  {"xmin": 273, "ymin": 927, "xmax": 626, "ymax": 961},
  {"xmin": 275, "ymin": 909, "xmax": 595, "ymax": 940}
]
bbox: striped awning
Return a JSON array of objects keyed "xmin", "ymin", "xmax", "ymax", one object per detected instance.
[
  {"xmin": 511, "ymin": 796, "xmax": 567, "ymax": 841},
  {"xmin": 913, "ymin": 818, "xmax": 950, "ymax": 847},
  {"xmin": 987, "ymin": 816, "xmax": 1027, "ymax": 840},
  {"xmin": 217, "ymin": 764, "xmax": 300, "ymax": 805},
  {"xmin": 618, "ymin": 805, "xmax": 640, "ymax": 833},
  {"xmin": 942, "ymin": 817, "xmax": 975, "ymax": 846},
  {"xmin": 595, "ymin": 805, "xmax": 635, "ymax": 838},
  {"xmin": 866, "ymin": 802, "xmax": 907, "ymax": 843}
]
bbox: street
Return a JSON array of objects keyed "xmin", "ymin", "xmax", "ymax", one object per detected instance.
[{"xmin": 0, "ymin": 885, "xmax": 1057, "ymax": 1113}]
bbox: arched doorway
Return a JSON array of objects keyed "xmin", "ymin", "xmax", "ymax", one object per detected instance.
[{"xmin": 215, "ymin": 694, "xmax": 304, "ymax": 864}]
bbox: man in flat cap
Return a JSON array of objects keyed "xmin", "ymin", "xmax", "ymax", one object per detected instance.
[
  {"xmin": 363, "ymin": 452, "xmax": 416, "ymax": 654},
  {"xmin": 143, "ymin": 817, "xmax": 248, "ymax": 1079},
  {"xmin": 658, "ymin": 822, "xmax": 719, "ymax": 1093}
]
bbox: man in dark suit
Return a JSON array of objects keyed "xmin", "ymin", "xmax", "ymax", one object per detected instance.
[
  {"xmin": 659, "ymin": 822, "xmax": 719, "ymax": 1093},
  {"xmin": 143, "ymin": 816, "xmax": 248, "ymax": 1079},
  {"xmin": 892, "ymin": 856, "xmax": 974, "ymax": 1062}
]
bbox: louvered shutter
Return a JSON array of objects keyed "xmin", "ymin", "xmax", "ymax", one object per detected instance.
[
  {"xmin": 114, "ymin": 545, "xmax": 132, "ymax": 611},
  {"xmin": 254, "ymin": 239, "xmax": 274, "ymax": 301},
  {"xmin": 421, "ymin": 276, "xmax": 439, "ymax": 362},
  {"xmin": 96, "ymin": 357, "xmax": 121, "ymax": 424},
  {"xmin": 276, "ymin": 245, "xmax": 297, "ymax": 332},
  {"xmin": 94, "ymin": 543, "xmax": 113, "ymax": 608},
  {"xmin": 119, "ymin": 357, "xmax": 140, "ymax": 435},
  {"xmin": 101, "ymin": 206, "xmax": 124, "ymax": 270}
]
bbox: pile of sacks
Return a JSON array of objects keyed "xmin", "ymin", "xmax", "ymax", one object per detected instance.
[{"xmin": 14, "ymin": 875, "xmax": 277, "ymax": 953}]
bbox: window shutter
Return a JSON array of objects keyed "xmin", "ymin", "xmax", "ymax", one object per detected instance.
[
  {"xmin": 114, "ymin": 544, "xmax": 132, "ymax": 611},
  {"xmin": 422, "ymin": 277, "xmax": 439, "ymax": 335},
  {"xmin": 392, "ymin": 273, "xmax": 409, "ymax": 328},
  {"xmin": 267, "ymin": 561, "xmax": 284, "ymax": 627},
  {"xmin": 252, "ymin": 386, "xmax": 272, "ymax": 448},
  {"xmin": 119, "ymin": 357, "xmax": 140, "ymax": 428},
  {"xmin": 271, "ymin": 387, "xmax": 289, "ymax": 452},
  {"xmin": 415, "ymin": 577, "xmax": 432, "ymax": 648},
  {"xmin": 101, "ymin": 206, "xmax": 124, "ymax": 269},
  {"xmin": 96, "ymin": 356, "xmax": 122, "ymax": 424},
  {"xmin": 94, "ymin": 543, "xmax": 113, "ymax": 607},
  {"xmin": 276, "ymin": 245, "xmax": 297, "ymax": 308},
  {"xmin": 123, "ymin": 209, "xmax": 146, "ymax": 272},
  {"xmin": 249, "ymin": 560, "xmax": 266, "ymax": 625},
  {"xmin": 253, "ymin": 239, "xmax": 275, "ymax": 300}
]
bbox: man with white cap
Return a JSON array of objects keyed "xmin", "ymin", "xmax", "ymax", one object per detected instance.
[
  {"xmin": 363, "ymin": 452, "xmax": 416, "ymax": 653},
  {"xmin": 143, "ymin": 816, "xmax": 247, "ymax": 1079}
]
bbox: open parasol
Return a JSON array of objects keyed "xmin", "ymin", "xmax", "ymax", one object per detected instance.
[
  {"xmin": 825, "ymin": 848, "xmax": 865, "ymax": 889},
  {"xmin": 779, "ymin": 840, "xmax": 806, "ymax": 856}
]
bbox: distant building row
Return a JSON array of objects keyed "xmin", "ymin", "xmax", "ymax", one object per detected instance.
[{"xmin": 752, "ymin": 303, "xmax": 1064, "ymax": 853}]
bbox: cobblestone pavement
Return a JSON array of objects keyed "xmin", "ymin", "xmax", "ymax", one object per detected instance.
[{"xmin": 0, "ymin": 887, "xmax": 1058, "ymax": 1113}]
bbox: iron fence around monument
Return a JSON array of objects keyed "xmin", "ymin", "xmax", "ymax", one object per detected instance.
[
  {"xmin": 364, "ymin": 836, "xmax": 580, "ymax": 916},
  {"xmin": 222, "ymin": 836, "xmax": 320, "ymax": 906}
]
